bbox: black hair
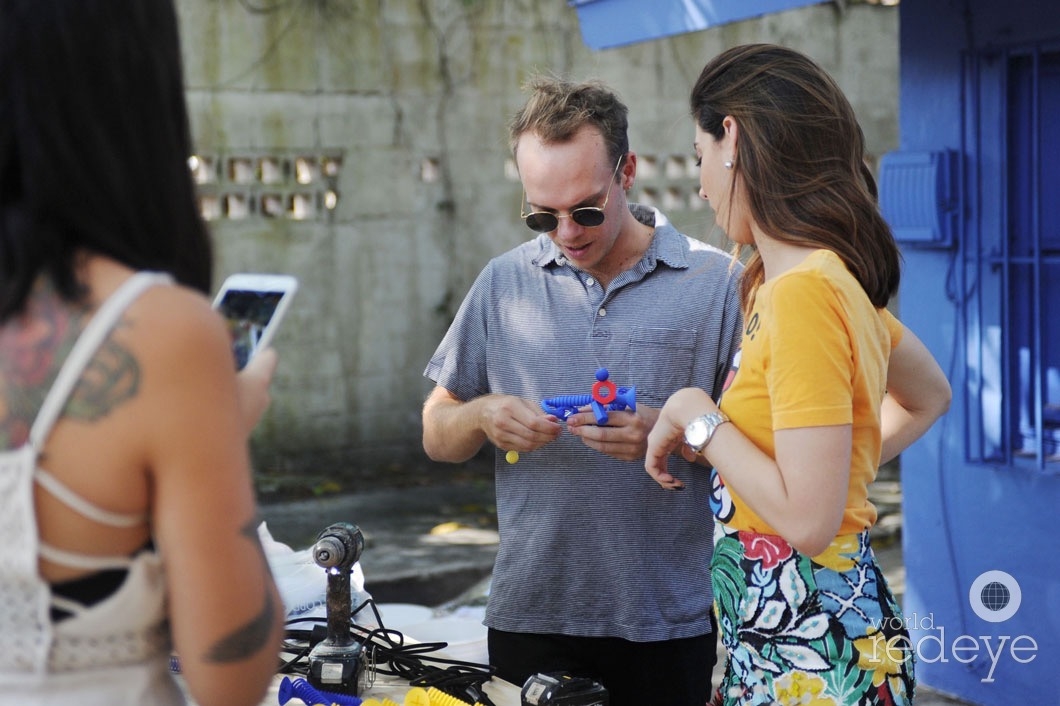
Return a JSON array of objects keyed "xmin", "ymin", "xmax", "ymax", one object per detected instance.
[{"xmin": 0, "ymin": 0, "xmax": 212, "ymax": 320}]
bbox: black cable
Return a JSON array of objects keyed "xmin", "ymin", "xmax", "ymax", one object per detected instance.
[{"xmin": 278, "ymin": 598, "xmax": 497, "ymax": 702}]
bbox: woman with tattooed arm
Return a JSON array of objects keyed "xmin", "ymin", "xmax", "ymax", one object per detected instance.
[{"xmin": 0, "ymin": 1, "xmax": 284, "ymax": 704}]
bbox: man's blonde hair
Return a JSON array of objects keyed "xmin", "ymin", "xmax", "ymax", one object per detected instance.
[{"xmin": 508, "ymin": 74, "xmax": 629, "ymax": 167}]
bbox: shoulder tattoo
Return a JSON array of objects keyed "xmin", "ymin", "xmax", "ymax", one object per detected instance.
[
  {"xmin": 1, "ymin": 286, "xmax": 80, "ymax": 445},
  {"xmin": 66, "ymin": 329, "xmax": 141, "ymax": 421}
]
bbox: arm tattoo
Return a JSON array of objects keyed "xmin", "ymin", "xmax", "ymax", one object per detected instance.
[
  {"xmin": 204, "ymin": 587, "xmax": 278, "ymax": 663},
  {"xmin": 204, "ymin": 515, "xmax": 279, "ymax": 663}
]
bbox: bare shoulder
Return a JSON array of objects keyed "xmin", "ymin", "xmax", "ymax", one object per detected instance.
[
  {"xmin": 115, "ymin": 280, "xmax": 246, "ymax": 465},
  {"xmin": 122, "ymin": 281, "xmax": 232, "ymax": 369},
  {"xmin": 55, "ymin": 277, "xmax": 234, "ymax": 430}
]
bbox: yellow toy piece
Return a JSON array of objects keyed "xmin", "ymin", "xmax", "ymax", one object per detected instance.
[
  {"xmin": 427, "ymin": 686, "xmax": 473, "ymax": 705},
  {"xmin": 361, "ymin": 699, "xmax": 401, "ymax": 706},
  {"xmin": 403, "ymin": 687, "xmax": 431, "ymax": 706},
  {"xmin": 505, "ymin": 450, "xmax": 519, "ymax": 464}
]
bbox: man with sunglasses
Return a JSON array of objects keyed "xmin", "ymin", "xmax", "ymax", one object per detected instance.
[{"xmin": 421, "ymin": 75, "xmax": 742, "ymax": 706}]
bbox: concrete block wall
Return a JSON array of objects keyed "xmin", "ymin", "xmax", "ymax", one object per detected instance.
[{"xmin": 174, "ymin": 0, "xmax": 898, "ymax": 485}]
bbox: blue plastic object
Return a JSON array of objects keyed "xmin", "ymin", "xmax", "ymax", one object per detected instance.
[
  {"xmin": 278, "ymin": 675, "xmax": 362, "ymax": 706},
  {"xmin": 878, "ymin": 149, "xmax": 958, "ymax": 248},
  {"xmin": 541, "ymin": 368, "xmax": 636, "ymax": 424},
  {"xmin": 569, "ymin": 0, "xmax": 829, "ymax": 50}
]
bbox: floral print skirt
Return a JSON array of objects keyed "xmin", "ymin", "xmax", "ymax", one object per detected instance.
[{"xmin": 711, "ymin": 526, "xmax": 915, "ymax": 705}]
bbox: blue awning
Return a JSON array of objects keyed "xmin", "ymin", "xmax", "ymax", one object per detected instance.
[{"xmin": 569, "ymin": 0, "xmax": 830, "ymax": 50}]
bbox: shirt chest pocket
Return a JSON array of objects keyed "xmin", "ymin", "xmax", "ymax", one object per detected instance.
[{"xmin": 627, "ymin": 327, "xmax": 696, "ymax": 405}]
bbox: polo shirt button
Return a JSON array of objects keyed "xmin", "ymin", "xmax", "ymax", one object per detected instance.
[
  {"xmin": 586, "ymin": 277, "xmax": 595, "ymax": 287},
  {"xmin": 598, "ymin": 308, "xmax": 607, "ymax": 317}
]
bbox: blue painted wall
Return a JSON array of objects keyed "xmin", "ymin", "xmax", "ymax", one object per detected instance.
[{"xmin": 894, "ymin": 1, "xmax": 1059, "ymax": 703}]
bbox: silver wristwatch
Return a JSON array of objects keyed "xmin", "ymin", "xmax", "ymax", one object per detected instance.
[{"xmin": 684, "ymin": 411, "xmax": 730, "ymax": 454}]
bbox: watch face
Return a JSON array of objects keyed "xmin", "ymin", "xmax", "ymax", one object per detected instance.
[{"xmin": 685, "ymin": 418, "xmax": 709, "ymax": 449}]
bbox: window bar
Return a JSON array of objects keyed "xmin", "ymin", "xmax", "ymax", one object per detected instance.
[
  {"xmin": 966, "ymin": 50, "xmax": 979, "ymax": 462},
  {"xmin": 972, "ymin": 50, "xmax": 998, "ymax": 463},
  {"xmin": 999, "ymin": 48, "xmax": 1014, "ymax": 466},
  {"xmin": 961, "ymin": 49, "xmax": 983, "ymax": 464},
  {"xmin": 1029, "ymin": 45, "xmax": 1045, "ymax": 469}
]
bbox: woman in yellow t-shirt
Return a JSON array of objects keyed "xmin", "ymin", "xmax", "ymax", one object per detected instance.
[{"xmin": 645, "ymin": 45, "xmax": 952, "ymax": 706}]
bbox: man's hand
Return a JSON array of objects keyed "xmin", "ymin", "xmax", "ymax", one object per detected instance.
[
  {"xmin": 566, "ymin": 404, "xmax": 659, "ymax": 461},
  {"xmin": 479, "ymin": 394, "xmax": 563, "ymax": 453},
  {"xmin": 422, "ymin": 387, "xmax": 562, "ymax": 463}
]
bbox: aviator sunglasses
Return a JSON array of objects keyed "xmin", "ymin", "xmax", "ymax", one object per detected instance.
[{"xmin": 520, "ymin": 155, "xmax": 624, "ymax": 233}]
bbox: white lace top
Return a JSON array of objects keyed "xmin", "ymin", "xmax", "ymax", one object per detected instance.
[{"xmin": 0, "ymin": 272, "xmax": 185, "ymax": 705}]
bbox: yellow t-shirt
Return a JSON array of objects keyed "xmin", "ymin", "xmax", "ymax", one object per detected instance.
[{"xmin": 717, "ymin": 249, "xmax": 903, "ymax": 536}]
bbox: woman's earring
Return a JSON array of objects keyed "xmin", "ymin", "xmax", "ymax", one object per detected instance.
[{"xmin": 724, "ymin": 160, "xmax": 734, "ymax": 170}]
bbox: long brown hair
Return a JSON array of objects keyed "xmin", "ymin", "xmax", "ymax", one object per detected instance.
[{"xmin": 690, "ymin": 44, "xmax": 899, "ymax": 313}]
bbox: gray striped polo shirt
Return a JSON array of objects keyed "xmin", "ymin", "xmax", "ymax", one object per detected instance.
[{"xmin": 425, "ymin": 205, "xmax": 743, "ymax": 641}]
